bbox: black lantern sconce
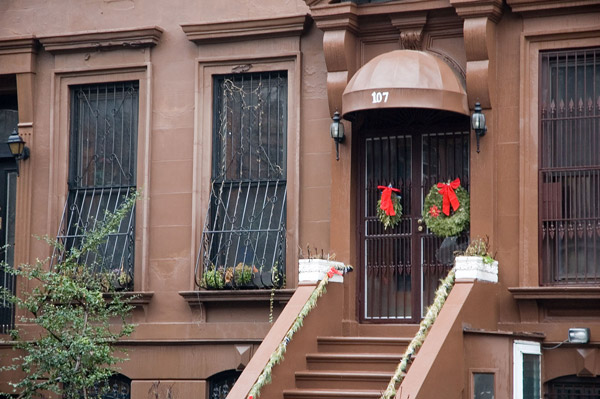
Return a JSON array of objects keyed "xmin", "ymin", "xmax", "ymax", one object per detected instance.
[
  {"xmin": 7, "ymin": 129, "xmax": 30, "ymax": 174},
  {"xmin": 471, "ymin": 101, "xmax": 487, "ymax": 153},
  {"xmin": 330, "ymin": 110, "xmax": 345, "ymax": 161}
]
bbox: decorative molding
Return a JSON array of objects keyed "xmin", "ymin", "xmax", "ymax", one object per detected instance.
[
  {"xmin": 103, "ymin": 291, "xmax": 154, "ymax": 307},
  {"xmin": 454, "ymin": 256, "xmax": 498, "ymax": 283},
  {"xmin": 299, "ymin": 259, "xmax": 345, "ymax": 284},
  {"xmin": 0, "ymin": 36, "xmax": 38, "ymax": 56},
  {"xmin": 181, "ymin": 14, "xmax": 310, "ymax": 44},
  {"xmin": 38, "ymin": 26, "xmax": 163, "ymax": 54},
  {"xmin": 509, "ymin": 286, "xmax": 600, "ymax": 300},
  {"xmin": 390, "ymin": 12, "xmax": 427, "ymax": 50},
  {"xmin": 507, "ymin": 0, "xmax": 600, "ymax": 14},
  {"xmin": 450, "ymin": 0, "xmax": 504, "ymax": 23},
  {"xmin": 178, "ymin": 289, "xmax": 295, "ymax": 307}
]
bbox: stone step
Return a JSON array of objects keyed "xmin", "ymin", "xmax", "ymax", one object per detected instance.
[
  {"xmin": 305, "ymin": 353, "xmax": 404, "ymax": 372},
  {"xmin": 316, "ymin": 336, "xmax": 411, "ymax": 354},
  {"xmin": 283, "ymin": 389, "xmax": 382, "ymax": 399},
  {"xmin": 295, "ymin": 370, "xmax": 394, "ymax": 390}
]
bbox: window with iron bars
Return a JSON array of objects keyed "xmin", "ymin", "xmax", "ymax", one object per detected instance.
[
  {"xmin": 545, "ymin": 375, "xmax": 600, "ymax": 398},
  {"xmin": 208, "ymin": 370, "xmax": 241, "ymax": 399},
  {"xmin": 197, "ymin": 71, "xmax": 287, "ymax": 290},
  {"xmin": 53, "ymin": 81, "xmax": 138, "ymax": 291},
  {"xmin": 79, "ymin": 373, "xmax": 131, "ymax": 399},
  {"xmin": 539, "ymin": 48, "xmax": 600, "ymax": 285}
]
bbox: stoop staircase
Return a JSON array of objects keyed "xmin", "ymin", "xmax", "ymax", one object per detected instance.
[{"xmin": 283, "ymin": 333, "xmax": 416, "ymax": 399}]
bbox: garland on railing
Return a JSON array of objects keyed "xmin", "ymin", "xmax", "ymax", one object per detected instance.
[
  {"xmin": 247, "ymin": 265, "xmax": 352, "ymax": 399},
  {"xmin": 380, "ymin": 267, "xmax": 456, "ymax": 399}
]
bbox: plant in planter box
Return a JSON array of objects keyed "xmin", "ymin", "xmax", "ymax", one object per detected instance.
[
  {"xmin": 201, "ymin": 263, "xmax": 258, "ymax": 289},
  {"xmin": 454, "ymin": 236, "xmax": 498, "ymax": 282}
]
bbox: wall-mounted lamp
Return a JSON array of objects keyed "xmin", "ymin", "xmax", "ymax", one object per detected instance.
[
  {"xmin": 471, "ymin": 101, "xmax": 487, "ymax": 153},
  {"xmin": 7, "ymin": 129, "xmax": 30, "ymax": 175},
  {"xmin": 330, "ymin": 110, "xmax": 345, "ymax": 161},
  {"xmin": 568, "ymin": 328, "xmax": 590, "ymax": 344}
]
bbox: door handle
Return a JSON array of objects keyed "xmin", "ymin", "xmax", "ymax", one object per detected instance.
[
  {"xmin": 418, "ymin": 225, "xmax": 423, "ymax": 232},
  {"xmin": 417, "ymin": 218, "xmax": 423, "ymax": 225}
]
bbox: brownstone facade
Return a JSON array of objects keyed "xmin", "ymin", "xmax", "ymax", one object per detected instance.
[{"xmin": 1, "ymin": 0, "xmax": 600, "ymax": 398}]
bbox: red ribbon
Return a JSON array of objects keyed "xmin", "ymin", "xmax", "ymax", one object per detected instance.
[
  {"xmin": 327, "ymin": 267, "xmax": 343, "ymax": 278},
  {"xmin": 377, "ymin": 185, "xmax": 401, "ymax": 216},
  {"xmin": 437, "ymin": 178, "xmax": 461, "ymax": 216}
]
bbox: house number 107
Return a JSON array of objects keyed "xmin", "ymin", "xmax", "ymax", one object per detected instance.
[{"xmin": 371, "ymin": 91, "xmax": 389, "ymax": 104}]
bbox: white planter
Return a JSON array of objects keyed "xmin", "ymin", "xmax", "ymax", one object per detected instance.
[
  {"xmin": 454, "ymin": 256, "xmax": 498, "ymax": 283},
  {"xmin": 298, "ymin": 259, "xmax": 346, "ymax": 284}
]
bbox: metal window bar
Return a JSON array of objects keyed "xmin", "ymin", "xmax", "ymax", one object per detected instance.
[
  {"xmin": 53, "ymin": 82, "xmax": 138, "ymax": 290},
  {"xmin": 197, "ymin": 71, "xmax": 287, "ymax": 290},
  {"xmin": 540, "ymin": 48, "xmax": 600, "ymax": 284},
  {"xmin": 209, "ymin": 371, "xmax": 241, "ymax": 399},
  {"xmin": 83, "ymin": 374, "xmax": 131, "ymax": 399},
  {"xmin": 546, "ymin": 378, "xmax": 600, "ymax": 399}
]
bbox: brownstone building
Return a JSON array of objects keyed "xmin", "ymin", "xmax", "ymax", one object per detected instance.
[{"xmin": 1, "ymin": 0, "xmax": 600, "ymax": 398}]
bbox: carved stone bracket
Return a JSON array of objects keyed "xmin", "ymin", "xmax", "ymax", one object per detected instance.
[
  {"xmin": 390, "ymin": 12, "xmax": 428, "ymax": 50},
  {"xmin": 450, "ymin": 0, "xmax": 503, "ymax": 108},
  {"xmin": 311, "ymin": 3, "xmax": 359, "ymax": 114}
]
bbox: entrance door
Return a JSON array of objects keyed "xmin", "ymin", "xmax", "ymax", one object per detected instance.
[
  {"xmin": 0, "ymin": 158, "xmax": 17, "ymax": 333},
  {"xmin": 359, "ymin": 113, "xmax": 469, "ymax": 323}
]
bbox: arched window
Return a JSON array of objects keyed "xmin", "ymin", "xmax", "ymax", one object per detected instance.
[
  {"xmin": 208, "ymin": 370, "xmax": 241, "ymax": 399},
  {"xmin": 546, "ymin": 375, "xmax": 600, "ymax": 398}
]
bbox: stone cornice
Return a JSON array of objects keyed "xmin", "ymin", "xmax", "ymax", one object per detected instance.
[
  {"xmin": 507, "ymin": 0, "xmax": 600, "ymax": 14},
  {"xmin": 450, "ymin": 0, "xmax": 503, "ymax": 22},
  {"xmin": 38, "ymin": 26, "xmax": 163, "ymax": 54},
  {"xmin": 181, "ymin": 14, "xmax": 310, "ymax": 44},
  {"xmin": 0, "ymin": 36, "xmax": 38, "ymax": 56}
]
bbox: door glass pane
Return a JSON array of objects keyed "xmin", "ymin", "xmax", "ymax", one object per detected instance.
[
  {"xmin": 364, "ymin": 135, "xmax": 412, "ymax": 320},
  {"xmin": 523, "ymin": 354, "xmax": 541, "ymax": 399}
]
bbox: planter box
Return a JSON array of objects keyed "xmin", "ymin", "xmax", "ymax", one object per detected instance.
[
  {"xmin": 454, "ymin": 256, "xmax": 498, "ymax": 283},
  {"xmin": 299, "ymin": 259, "xmax": 345, "ymax": 284}
]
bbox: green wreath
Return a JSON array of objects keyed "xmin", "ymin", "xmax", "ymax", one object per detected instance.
[
  {"xmin": 377, "ymin": 193, "xmax": 403, "ymax": 230},
  {"xmin": 422, "ymin": 184, "xmax": 470, "ymax": 237}
]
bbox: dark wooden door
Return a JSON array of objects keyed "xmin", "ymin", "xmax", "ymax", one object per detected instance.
[{"xmin": 359, "ymin": 120, "xmax": 469, "ymax": 323}]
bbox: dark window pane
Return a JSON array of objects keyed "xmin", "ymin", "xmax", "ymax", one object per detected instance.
[
  {"xmin": 54, "ymin": 82, "xmax": 138, "ymax": 289},
  {"xmin": 474, "ymin": 373, "xmax": 494, "ymax": 399},
  {"xmin": 523, "ymin": 354, "xmax": 541, "ymax": 399},
  {"xmin": 540, "ymin": 48, "xmax": 600, "ymax": 284},
  {"xmin": 199, "ymin": 72, "xmax": 287, "ymax": 290},
  {"xmin": 209, "ymin": 370, "xmax": 240, "ymax": 399}
]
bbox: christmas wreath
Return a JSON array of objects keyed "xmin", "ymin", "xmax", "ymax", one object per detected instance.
[
  {"xmin": 377, "ymin": 185, "xmax": 402, "ymax": 230},
  {"xmin": 422, "ymin": 178, "xmax": 470, "ymax": 237}
]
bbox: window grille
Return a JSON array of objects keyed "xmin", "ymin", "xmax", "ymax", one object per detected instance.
[
  {"xmin": 83, "ymin": 374, "xmax": 131, "ymax": 399},
  {"xmin": 545, "ymin": 375, "xmax": 600, "ymax": 398},
  {"xmin": 54, "ymin": 82, "xmax": 138, "ymax": 290},
  {"xmin": 539, "ymin": 48, "xmax": 600, "ymax": 284},
  {"xmin": 197, "ymin": 71, "xmax": 287, "ymax": 289},
  {"xmin": 209, "ymin": 370, "xmax": 241, "ymax": 399}
]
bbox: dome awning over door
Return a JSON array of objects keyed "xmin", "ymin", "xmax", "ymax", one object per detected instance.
[{"xmin": 342, "ymin": 50, "xmax": 468, "ymax": 118}]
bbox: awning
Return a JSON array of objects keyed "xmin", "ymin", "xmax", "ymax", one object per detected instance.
[{"xmin": 342, "ymin": 50, "xmax": 468, "ymax": 118}]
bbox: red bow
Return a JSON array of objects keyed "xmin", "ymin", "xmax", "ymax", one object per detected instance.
[
  {"xmin": 377, "ymin": 185, "xmax": 401, "ymax": 216},
  {"xmin": 327, "ymin": 267, "xmax": 343, "ymax": 278},
  {"xmin": 437, "ymin": 178, "xmax": 461, "ymax": 216}
]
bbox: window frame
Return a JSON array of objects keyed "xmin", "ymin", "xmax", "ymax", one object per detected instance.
[
  {"xmin": 513, "ymin": 340, "xmax": 542, "ymax": 399},
  {"xmin": 519, "ymin": 25, "xmax": 600, "ymax": 288},
  {"xmin": 193, "ymin": 55, "xmax": 300, "ymax": 290},
  {"xmin": 202, "ymin": 71, "xmax": 288, "ymax": 289},
  {"xmin": 51, "ymin": 68, "xmax": 151, "ymax": 292}
]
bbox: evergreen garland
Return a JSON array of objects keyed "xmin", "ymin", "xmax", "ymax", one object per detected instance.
[
  {"xmin": 422, "ymin": 184, "xmax": 470, "ymax": 237},
  {"xmin": 247, "ymin": 265, "xmax": 352, "ymax": 399},
  {"xmin": 377, "ymin": 194, "xmax": 403, "ymax": 230},
  {"xmin": 381, "ymin": 267, "xmax": 456, "ymax": 399}
]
